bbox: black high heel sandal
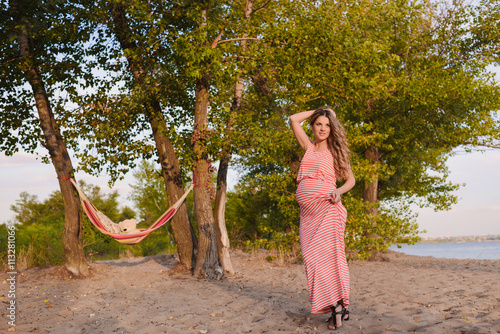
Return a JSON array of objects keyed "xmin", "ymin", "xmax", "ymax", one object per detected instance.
[
  {"xmin": 326, "ymin": 302, "xmax": 344, "ymax": 330},
  {"xmin": 341, "ymin": 307, "xmax": 350, "ymax": 322}
]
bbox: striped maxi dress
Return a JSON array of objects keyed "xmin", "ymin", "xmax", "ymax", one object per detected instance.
[{"xmin": 296, "ymin": 142, "xmax": 349, "ymax": 315}]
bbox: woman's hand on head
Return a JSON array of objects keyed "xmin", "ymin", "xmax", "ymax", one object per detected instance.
[
  {"xmin": 290, "ymin": 110, "xmax": 316, "ymax": 151},
  {"xmin": 326, "ymin": 108, "xmax": 336, "ymax": 118},
  {"xmin": 330, "ymin": 190, "xmax": 341, "ymax": 204}
]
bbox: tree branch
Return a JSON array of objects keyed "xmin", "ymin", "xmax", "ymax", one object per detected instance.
[
  {"xmin": 211, "ymin": 30, "xmax": 224, "ymax": 48},
  {"xmin": 217, "ymin": 37, "xmax": 261, "ymax": 45},
  {"xmin": 252, "ymin": 0, "xmax": 272, "ymax": 15},
  {"xmin": 462, "ymin": 141, "xmax": 500, "ymax": 149}
]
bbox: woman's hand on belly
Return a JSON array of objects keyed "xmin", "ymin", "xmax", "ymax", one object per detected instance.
[{"xmin": 330, "ymin": 189, "xmax": 342, "ymax": 204}]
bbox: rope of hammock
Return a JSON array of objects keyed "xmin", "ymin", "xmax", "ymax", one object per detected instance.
[{"xmin": 60, "ymin": 160, "xmax": 211, "ymax": 245}]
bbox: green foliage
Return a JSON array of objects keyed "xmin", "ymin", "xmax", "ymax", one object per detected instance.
[
  {"xmin": 0, "ymin": 0, "xmax": 94, "ymax": 157},
  {"xmin": 128, "ymin": 160, "xmax": 170, "ymax": 226},
  {"xmin": 62, "ymin": 0, "xmax": 197, "ymax": 184},
  {"xmin": 228, "ymin": 0, "xmax": 500, "ymax": 259},
  {"xmin": 226, "ymin": 163, "xmax": 421, "ymax": 260},
  {"xmin": 341, "ymin": 195, "xmax": 421, "ymax": 260},
  {"xmin": 10, "ymin": 191, "xmax": 64, "ymax": 227},
  {"xmin": 225, "ymin": 186, "xmax": 301, "ymax": 263}
]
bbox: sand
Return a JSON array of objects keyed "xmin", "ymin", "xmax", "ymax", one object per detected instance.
[{"xmin": 1, "ymin": 249, "xmax": 499, "ymax": 333}]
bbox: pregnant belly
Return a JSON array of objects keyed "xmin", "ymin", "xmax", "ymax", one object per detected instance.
[{"xmin": 296, "ymin": 178, "xmax": 336, "ymax": 206}]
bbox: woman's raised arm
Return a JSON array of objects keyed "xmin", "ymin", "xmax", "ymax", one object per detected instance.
[{"xmin": 290, "ymin": 110, "xmax": 315, "ymax": 151}]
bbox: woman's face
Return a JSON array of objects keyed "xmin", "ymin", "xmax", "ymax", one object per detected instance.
[{"xmin": 311, "ymin": 115, "xmax": 331, "ymax": 142}]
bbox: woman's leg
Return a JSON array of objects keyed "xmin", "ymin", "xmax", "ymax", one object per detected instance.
[{"xmin": 328, "ymin": 301, "xmax": 344, "ymax": 330}]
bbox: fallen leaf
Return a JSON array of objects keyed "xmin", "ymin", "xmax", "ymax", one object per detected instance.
[{"xmin": 209, "ymin": 313, "xmax": 217, "ymax": 317}]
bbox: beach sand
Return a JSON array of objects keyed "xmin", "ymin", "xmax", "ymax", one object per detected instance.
[{"xmin": 1, "ymin": 249, "xmax": 499, "ymax": 333}]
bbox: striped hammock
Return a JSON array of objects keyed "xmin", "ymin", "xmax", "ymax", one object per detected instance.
[{"xmin": 69, "ymin": 178, "xmax": 193, "ymax": 245}]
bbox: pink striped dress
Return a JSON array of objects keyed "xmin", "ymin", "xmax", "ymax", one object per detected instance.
[{"xmin": 296, "ymin": 141, "xmax": 349, "ymax": 315}]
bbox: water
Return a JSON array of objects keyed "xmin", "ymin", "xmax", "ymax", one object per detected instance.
[{"xmin": 389, "ymin": 240, "xmax": 500, "ymax": 260}]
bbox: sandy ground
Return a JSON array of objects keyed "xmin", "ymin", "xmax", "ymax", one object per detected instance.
[{"xmin": 1, "ymin": 249, "xmax": 499, "ymax": 334}]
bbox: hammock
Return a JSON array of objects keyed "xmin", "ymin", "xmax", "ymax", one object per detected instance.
[{"xmin": 69, "ymin": 178, "xmax": 194, "ymax": 245}]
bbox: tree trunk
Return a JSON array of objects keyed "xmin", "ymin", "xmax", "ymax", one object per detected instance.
[
  {"xmin": 148, "ymin": 102, "xmax": 197, "ymax": 269},
  {"xmin": 111, "ymin": 3, "xmax": 196, "ymax": 269},
  {"xmin": 193, "ymin": 76, "xmax": 223, "ymax": 279},
  {"xmin": 212, "ymin": 62, "xmax": 242, "ymax": 275},
  {"xmin": 363, "ymin": 145, "xmax": 382, "ymax": 260},
  {"xmin": 17, "ymin": 31, "xmax": 88, "ymax": 277},
  {"xmin": 363, "ymin": 147, "xmax": 379, "ymax": 217},
  {"xmin": 213, "ymin": 151, "xmax": 234, "ymax": 274}
]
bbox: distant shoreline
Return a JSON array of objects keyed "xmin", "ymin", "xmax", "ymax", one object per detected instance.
[{"xmin": 418, "ymin": 235, "xmax": 500, "ymax": 244}]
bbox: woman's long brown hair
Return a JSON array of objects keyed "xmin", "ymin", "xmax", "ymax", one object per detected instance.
[{"xmin": 309, "ymin": 108, "xmax": 351, "ymax": 180}]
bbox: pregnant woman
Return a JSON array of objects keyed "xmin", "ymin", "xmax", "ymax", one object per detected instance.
[{"xmin": 290, "ymin": 108, "xmax": 356, "ymax": 330}]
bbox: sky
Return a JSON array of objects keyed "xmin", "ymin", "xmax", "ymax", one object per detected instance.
[{"xmin": 1, "ymin": 147, "xmax": 499, "ymax": 238}]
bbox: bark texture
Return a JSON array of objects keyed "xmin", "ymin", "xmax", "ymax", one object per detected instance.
[
  {"xmin": 213, "ymin": 149, "xmax": 234, "ymax": 274},
  {"xmin": 193, "ymin": 76, "xmax": 223, "ymax": 279},
  {"xmin": 16, "ymin": 30, "xmax": 88, "ymax": 277}
]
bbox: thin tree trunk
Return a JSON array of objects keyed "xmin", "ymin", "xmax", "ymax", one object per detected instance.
[
  {"xmin": 363, "ymin": 145, "xmax": 381, "ymax": 259},
  {"xmin": 17, "ymin": 31, "xmax": 88, "ymax": 277},
  {"xmin": 212, "ymin": 70, "xmax": 242, "ymax": 275},
  {"xmin": 213, "ymin": 151, "xmax": 234, "ymax": 274},
  {"xmin": 363, "ymin": 145, "xmax": 381, "ymax": 215},
  {"xmin": 193, "ymin": 75, "xmax": 223, "ymax": 279},
  {"xmin": 111, "ymin": 3, "xmax": 196, "ymax": 269}
]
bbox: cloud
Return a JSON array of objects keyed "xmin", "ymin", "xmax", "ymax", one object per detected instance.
[
  {"xmin": 487, "ymin": 205, "xmax": 500, "ymax": 211},
  {"xmin": 0, "ymin": 152, "xmax": 44, "ymax": 168}
]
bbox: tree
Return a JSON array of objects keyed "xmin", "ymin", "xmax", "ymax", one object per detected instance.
[
  {"xmin": 180, "ymin": 0, "xmax": 280, "ymax": 277},
  {"xmin": 65, "ymin": 0, "xmax": 199, "ymax": 270},
  {"xmin": 69, "ymin": 0, "xmax": 277, "ymax": 277},
  {"xmin": 233, "ymin": 0, "xmax": 500, "ymax": 257},
  {"xmin": 185, "ymin": 1, "xmax": 225, "ymax": 279},
  {"xmin": 310, "ymin": 0, "xmax": 500, "ymax": 254},
  {"xmin": 211, "ymin": 0, "xmax": 257, "ymax": 275},
  {"xmin": 110, "ymin": 0, "xmax": 198, "ymax": 269},
  {"xmin": 209, "ymin": 0, "xmax": 281, "ymax": 273},
  {"xmin": 0, "ymin": 0, "xmax": 93, "ymax": 276}
]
